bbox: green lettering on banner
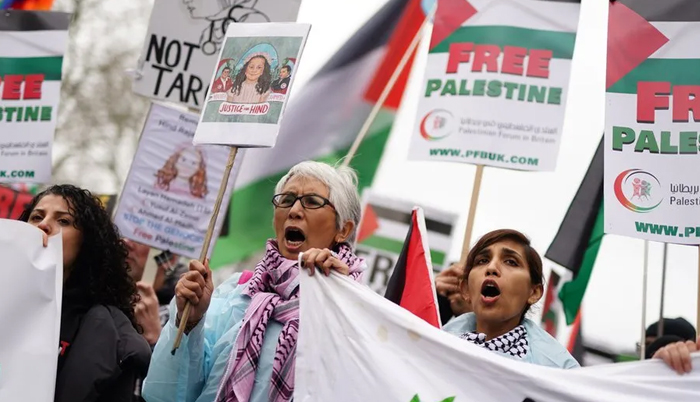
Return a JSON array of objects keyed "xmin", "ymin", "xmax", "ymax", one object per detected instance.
[
  {"xmin": 459, "ymin": 80, "xmax": 471, "ymax": 95},
  {"xmin": 612, "ymin": 126, "xmax": 635, "ymax": 151},
  {"xmin": 679, "ymin": 131, "xmax": 699, "ymax": 154},
  {"xmin": 659, "ymin": 131, "xmax": 678, "ymax": 154},
  {"xmin": 527, "ymin": 86, "xmax": 546, "ymax": 103},
  {"xmin": 40, "ymin": 106, "xmax": 52, "ymax": 121},
  {"xmin": 472, "ymin": 79, "xmax": 486, "ymax": 96},
  {"xmin": 410, "ymin": 395, "xmax": 456, "ymax": 402},
  {"xmin": 441, "ymin": 80, "xmax": 457, "ymax": 96},
  {"xmin": 486, "ymin": 80, "xmax": 502, "ymax": 97},
  {"xmin": 634, "ymin": 130, "xmax": 659, "ymax": 153},
  {"xmin": 425, "ymin": 79, "xmax": 441, "ymax": 96},
  {"xmin": 547, "ymin": 87, "xmax": 562, "ymax": 104}
]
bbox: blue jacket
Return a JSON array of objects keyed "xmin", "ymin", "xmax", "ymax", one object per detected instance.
[
  {"xmin": 142, "ymin": 272, "xmax": 279, "ymax": 402},
  {"xmin": 442, "ymin": 313, "xmax": 580, "ymax": 369}
]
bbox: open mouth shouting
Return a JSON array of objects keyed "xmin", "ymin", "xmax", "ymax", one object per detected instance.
[
  {"xmin": 480, "ymin": 279, "xmax": 501, "ymax": 306},
  {"xmin": 284, "ymin": 226, "xmax": 306, "ymax": 252}
]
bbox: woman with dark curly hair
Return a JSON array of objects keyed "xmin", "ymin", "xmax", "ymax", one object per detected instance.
[{"xmin": 20, "ymin": 184, "xmax": 151, "ymax": 402}]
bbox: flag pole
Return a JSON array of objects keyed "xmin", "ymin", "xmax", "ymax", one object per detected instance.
[
  {"xmin": 342, "ymin": 5, "xmax": 436, "ymax": 168},
  {"xmin": 171, "ymin": 146, "xmax": 239, "ymax": 354},
  {"xmin": 459, "ymin": 164, "xmax": 484, "ymax": 263},
  {"xmin": 640, "ymin": 239, "xmax": 649, "ymax": 359},
  {"xmin": 658, "ymin": 242, "xmax": 668, "ymax": 336}
]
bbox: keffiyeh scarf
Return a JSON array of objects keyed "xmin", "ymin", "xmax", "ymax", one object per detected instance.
[
  {"xmin": 216, "ymin": 240, "xmax": 364, "ymax": 402},
  {"xmin": 460, "ymin": 324, "xmax": 529, "ymax": 359}
]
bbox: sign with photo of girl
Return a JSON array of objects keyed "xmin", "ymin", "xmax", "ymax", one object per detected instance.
[{"xmin": 194, "ymin": 23, "xmax": 310, "ymax": 148}]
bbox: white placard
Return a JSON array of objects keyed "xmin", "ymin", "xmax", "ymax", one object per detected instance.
[
  {"xmin": 0, "ymin": 219, "xmax": 62, "ymax": 402},
  {"xmin": 0, "ymin": 11, "xmax": 71, "ymax": 183},
  {"xmin": 132, "ymin": 0, "xmax": 302, "ymax": 110},
  {"xmin": 114, "ymin": 103, "xmax": 241, "ymax": 259},
  {"xmin": 409, "ymin": 0, "xmax": 579, "ymax": 171},
  {"xmin": 192, "ymin": 22, "xmax": 311, "ymax": 147}
]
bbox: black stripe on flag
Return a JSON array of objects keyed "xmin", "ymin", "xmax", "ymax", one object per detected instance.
[
  {"xmin": 0, "ymin": 10, "xmax": 72, "ymax": 32},
  {"xmin": 370, "ymin": 204, "xmax": 452, "ymax": 236},
  {"xmin": 544, "ymin": 136, "xmax": 603, "ymax": 275},
  {"xmin": 319, "ymin": 0, "xmax": 410, "ymax": 74},
  {"xmin": 384, "ymin": 216, "xmax": 413, "ymax": 304},
  {"xmin": 614, "ymin": 0, "xmax": 700, "ymax": 22}
]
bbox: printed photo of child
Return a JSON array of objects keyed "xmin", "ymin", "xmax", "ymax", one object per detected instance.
[
  {"xmin": 154, "ymin": 144, "xmax": 209, "ymax": 199},
  {"xmin": 225, "ymin": 52, "xmax": 272, "ymax": 104}
]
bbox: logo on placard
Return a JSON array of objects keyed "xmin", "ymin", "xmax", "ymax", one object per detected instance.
[
  {"xmin": 614, "ymin": 169, "xmax": 663, "ymax": 213},
  {"xmin": 420, "ymin": 109, "xmax": 454, "ymax": 141}
]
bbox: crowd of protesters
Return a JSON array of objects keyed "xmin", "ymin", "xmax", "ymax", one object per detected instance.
[{"xmin": 14, "ymin": 161, "xmax": 699, "ymax": 402}]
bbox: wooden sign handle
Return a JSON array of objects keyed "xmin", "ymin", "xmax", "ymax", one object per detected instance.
[
  {"xmin": 459, "ymin": 165, "xmax": 484, "ymax": 265},
  {"xmin": 171, "ymin": 146, "xmax": 239, "ymax": 354}
]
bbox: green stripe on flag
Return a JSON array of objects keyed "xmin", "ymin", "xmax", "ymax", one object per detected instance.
[
  {"xmin": 430, "ymin": 26, "xmax": 576, "ymax": 59},
  {"xmin": 607, "ymin": 59, "xmax": 700, "ymax": 94},
  {"xmin": 0, "ymin": 56, "xmax": 63, "ymax": 80},
  {"xmin": 559, "ymin": 203, "xmax": 605, "ymax": 324},
  {"xmin": 210, "ymin": 122, "xmax": 393, "ymax": 268},
  {"xmin": 361, "ymin": 235, "xmax": 446, "ymax": 266}
]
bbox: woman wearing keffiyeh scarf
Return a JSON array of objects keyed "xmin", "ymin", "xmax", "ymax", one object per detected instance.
[
  {"xmin": 142, "ymin": 161, "xmax": 366, "ymax": 402},
  {"xmin": 441, "ymin": 229, "xmax": 580, "ymax": 369}
]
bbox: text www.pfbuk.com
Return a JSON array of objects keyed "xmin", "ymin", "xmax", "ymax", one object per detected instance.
[
  {"xmin": 429, "ymin": 148, "xmax": 539, "ymax": 167},
  {"xmin": 635, "ymin": 221, "xmax": 700, "ymax": 238},
  {"xmin": 0, "ymin": 170, "xmax": 35, "ymax": 178}
]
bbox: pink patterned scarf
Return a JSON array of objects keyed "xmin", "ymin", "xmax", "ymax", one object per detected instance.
[{"xmin": 215, "ymin": 240, "xmax": 364, "ymax": 402}]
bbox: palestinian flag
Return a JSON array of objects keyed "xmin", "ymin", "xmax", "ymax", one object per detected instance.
[
  {"xmin": 540, "ymin": 269, "xmax": 562, "ymax": 337},
  {"xmin": 384, "ymin": 207, "xmax": 441, "ymax": 328},
  {"xmin": 356, "ymin": 191, "xmax": 456, "ymax": 294},
  {"xmin": 0, "ymin": 11, "xmax": 70, "ymax": 183},
  {"xmin": 545, "ymin": 137, "xmax": 604, "ymax": 324},
  {"xmin": 210, "ymin": 0, "xmax": 426, "ymax": 268}
]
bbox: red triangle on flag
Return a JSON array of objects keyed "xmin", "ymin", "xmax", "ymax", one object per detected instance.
[
  {"xmin": 357, "ymin": 204, "xmax": 380, "ymax": 243},
  {"xmin": 430, "ymin": 0, "xmax": 477, "ymax": 50},
  {"xmin": 606, "ymin": 1, "xmax": 668, "ymax": 89}
]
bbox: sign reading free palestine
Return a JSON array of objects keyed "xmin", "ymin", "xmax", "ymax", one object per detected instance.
[
  {"xmin": 604, "ymin": 0, "xmax": 700, "ymax": 245},
  {"xmin": 409, "ymin": 0, "xmax": 580, "ymax": 171}
]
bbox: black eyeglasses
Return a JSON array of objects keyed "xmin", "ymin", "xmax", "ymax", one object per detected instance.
[{"xmin": 271, "ymin": 193, "xmax": 335, "ymax": 210}]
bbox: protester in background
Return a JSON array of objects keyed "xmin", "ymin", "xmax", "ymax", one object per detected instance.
[
  {"xmin": 152, "ymin": 249, "xmax": 189, "ymax": 325},
  {"xmin": 21, "ymin": 184, "xmax": 151, "ymax": 402},
  {"xmin": 652, "ymin": 335, "xmax": 700, "ymax": 374},
  {"xmin": 642, "ymin": 317, "xmax": 696, "ymax": 358},
  {"xmin": 442, "ymin": 229, "xmax": 580, "ymax": 369},
  {"xmin": 143, "ymin": 161, "xmax": 367, "ymax": 402}
]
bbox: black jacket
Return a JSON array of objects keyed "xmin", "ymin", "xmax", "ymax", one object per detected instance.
[{"xmin": 55, "ymin": 291, "xmax": 151, "ymax": 402}]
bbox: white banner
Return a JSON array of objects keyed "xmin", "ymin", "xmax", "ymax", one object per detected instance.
[
  {"xmin": 296, "ymin": 272, "xmax": 700, "ymax": 401},
  {"xmin": 193, "ymin": 22, "xmax": 310, "ymax": 147},
  {"xmin": 132, "ymin": 0, "xmax": 301, "ymax": 110},
  {"xmin": 0, "ymin": 11, "xmax": 71, "ymax": 183},
  {"xmin": 409, "ymin": 0, "xmax": 579, "ymax": 171},
  {"xmin": 114, "ymin": 103, "xmax": 240, "ymax": 259},
  {"xmin": 0, "ymin": 219, "xmax": 62, "ymax": 402},
  {"xmin": 355, "ymin": 190, "xmax": 457, "ymax": 294}
]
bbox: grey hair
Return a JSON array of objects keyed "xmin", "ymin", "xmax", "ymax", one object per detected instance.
[{"xmin": 274, "ymin": 161, "xmax": 362, "ymax": 245}]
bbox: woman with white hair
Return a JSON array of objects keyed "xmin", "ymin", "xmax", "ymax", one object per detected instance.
[{"xmin": 142, "ymin": 161, "xmax": 366, "ymax": 402}]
